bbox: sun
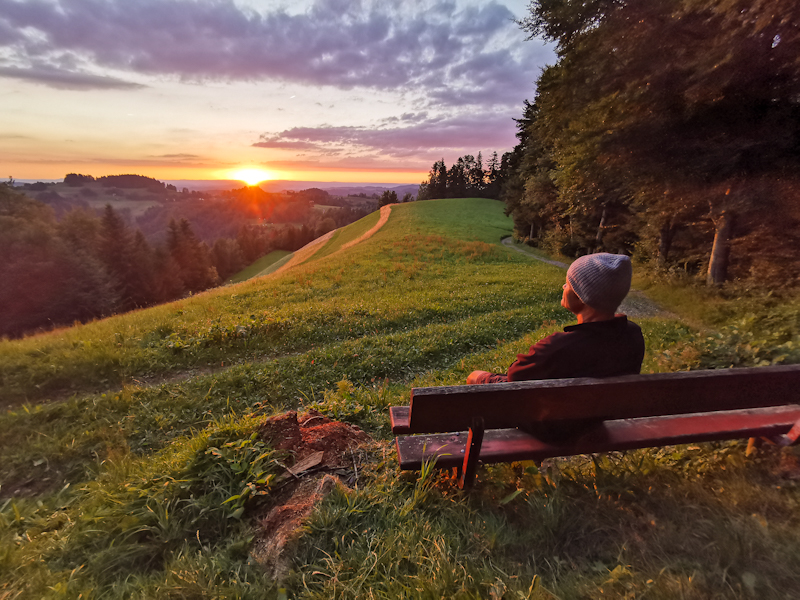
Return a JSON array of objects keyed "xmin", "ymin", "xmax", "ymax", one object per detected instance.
[{"xmin": 229, "ymin": 167, "xmax": 274, "ymax": 186}]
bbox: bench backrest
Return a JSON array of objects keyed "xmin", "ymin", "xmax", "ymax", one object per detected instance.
[{"xmin": 406, "ymin": 364, "xmax": 800, "ymax": 434}]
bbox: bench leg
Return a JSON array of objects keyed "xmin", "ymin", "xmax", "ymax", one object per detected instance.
[
  {"xmin": 748, "ymin": 418, "xmax": 800, "ymax": 451},
  {"xmin": 770, "ymin": 417, "xmax": 800, "ymax": 447},
  {"xmin": 459, "ymin": 417, "xmax": 485, "ymax": 489}
]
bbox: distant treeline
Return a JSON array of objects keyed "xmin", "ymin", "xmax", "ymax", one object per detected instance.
[
  {"xmin": 501, "ymin": 0, "xmax": 800, "ymax": 286},
  {"xmin": 417, "ymin": 151, "xmax": 509, "ymax": 201},
  {"xmin": 0, "ymin": 181, "xmax": 370, "ymax": 338},
  {"xmin": 65, "ymin": 173, "xmax": 167, "ymax": 190}
]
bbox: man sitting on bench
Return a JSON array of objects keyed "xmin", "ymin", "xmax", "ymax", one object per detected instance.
[{"xmin": 467, "ymin": 253, "xmax": 645, "ymax": 385}]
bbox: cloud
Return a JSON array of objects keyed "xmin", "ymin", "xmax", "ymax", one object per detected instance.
[
  {"xmin": 7, "ymin": 154, "xmax": 228, "ymax": 168},
  {"xmin": 255, "ymin": 112, "xmax": 519, "ymax": 162},
  {"xmin": 91, "ymin": 156, "xmax": 224, "ymax": 168},
  {"xmin": 0, "ymin": 62, "xmax": 144, "ymax": 90},
  {"xmin": 263, "ymin": 156, "xmax": 431, "ymax": 173},
  {"xmin": 152, "ymin": 153, "xmax": 204, "ymax": 160},
  {"xmin": 262, "ymin": 158, "xmax": 429, "ymax": 173},
  {"xmin": 252, "ymin": 137, "xmax": 327, "ymax": 151},
  {"xmin": 0, "ymin": 0, "xmax": 552, "ymax": 106}
]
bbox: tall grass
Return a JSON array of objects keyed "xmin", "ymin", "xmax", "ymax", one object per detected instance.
[{"xmin": 2, "ymin": 197, "xmax": 800, "ymax": 599}]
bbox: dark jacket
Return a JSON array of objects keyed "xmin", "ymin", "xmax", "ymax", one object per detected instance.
[{"xmin": 483, "ymin": 315, "xmax": 645, "ymax": 383}]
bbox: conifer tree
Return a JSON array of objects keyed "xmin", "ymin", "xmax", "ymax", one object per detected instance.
[
  {"xmin": 511, "ymin": 0, "xmax": 800, "ymax": 280},
  {"xmin": 99, "ymin": 204, "xmax": 138, "ymax": 309}
]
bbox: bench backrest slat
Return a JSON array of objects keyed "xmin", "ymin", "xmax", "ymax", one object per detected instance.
[{"xmin": 407, "ymin": 365, "xmax": 800, "ymax": 434}]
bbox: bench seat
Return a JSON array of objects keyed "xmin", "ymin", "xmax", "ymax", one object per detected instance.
[
  {"xmin": 396, "ymin": 405, "xmax": 800, "ymax": 470},
  {"xmin": 390, "ymin": 365, "xmax": 800, "ymax": 487}
]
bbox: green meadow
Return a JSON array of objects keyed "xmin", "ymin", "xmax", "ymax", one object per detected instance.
[
  {"xmin": 2, "ymin": 198, "xmax": 800, "ymax": 599},
  {"xmin": 227, "ymin": 250, "xmax": 293, "ymax": 283}
]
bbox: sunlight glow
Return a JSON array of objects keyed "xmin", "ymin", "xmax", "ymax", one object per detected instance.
[{"xmin": 229, "ymin": 167, "xmax": 274, "ymax": 186}]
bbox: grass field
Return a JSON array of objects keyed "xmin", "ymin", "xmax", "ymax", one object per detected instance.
[
  {"xmin": 2, "ymin": 198, "xmax": 800, "ymax": 599},
  {"xmin": 227, "ymin": 250, "xmax": 292, "ymax": 283}
]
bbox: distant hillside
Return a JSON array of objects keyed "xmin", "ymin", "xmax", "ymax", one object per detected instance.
[
  {"xmin": 17, "ymin": 177, "xmax": 419, "ymax": 199},
  {"xmin": 316, "ymin": 183, "xmax": 420, "ymax": 198},
  {"xmin": 256, "ymin": 180, "xmax": 417, "ymax": 196}
]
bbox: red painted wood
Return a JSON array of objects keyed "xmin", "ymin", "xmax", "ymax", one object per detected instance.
[
  {"xmin": 395, "ymin": 406, "xmax": 800, "ymax": 470},
  {"xmin": 460, "ymin": 417, "xmax": 484, "ymax": 489},
  {"xmin": 784, "ymin": 416, "xmax": 800, "ymax": 443},
  {"xmin": 402, "ymin": 365, "xmax": 800, "ymax": 434},
  {"xmin": 390, "ymin": 406, "xmax": 411, "ymax": 433}
]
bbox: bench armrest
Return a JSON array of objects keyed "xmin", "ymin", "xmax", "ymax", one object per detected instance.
[{"xmin": 390, "ymin": 406, "xmax": 411, "ymax": 434}]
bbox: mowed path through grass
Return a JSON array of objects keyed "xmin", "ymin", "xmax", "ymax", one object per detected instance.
[{"xmin": 3, "ymin": 198, "xmax": 800, "ymax": 599}]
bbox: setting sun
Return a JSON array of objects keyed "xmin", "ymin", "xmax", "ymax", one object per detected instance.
[{"xmin": 228, "ymin": 167, "xmax": 274, "ymax": 186}]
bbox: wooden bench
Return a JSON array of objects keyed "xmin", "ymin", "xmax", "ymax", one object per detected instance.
[{"xmin": 390, "ymin": 364, "xmax": 800, "ymax": 488}]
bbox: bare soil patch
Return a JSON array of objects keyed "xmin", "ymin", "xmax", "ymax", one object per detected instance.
[
  {"xmin": 250, "ymin": 410, "xmax": 375, "ymax": 579},
  {"xmin": 1, "ymin": 467, "xmax": 67, "ymax": 499}
]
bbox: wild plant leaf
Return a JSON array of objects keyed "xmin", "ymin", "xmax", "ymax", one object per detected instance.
[{"xmin": 499, "ymin": 489, "xmax": 523, "ymax": 505}]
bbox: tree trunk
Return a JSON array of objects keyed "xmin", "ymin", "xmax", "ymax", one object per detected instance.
[
  {"xmin": 595, "ymin": 205, "xmax": 607, "ymax": 249},
  {"xmin": 657, "ymin": 220, "xmax": 674, "ymax": 265},
  {"xmin": 529, "ymin": 222, "xmax": 535, "ymax": 240},
  {"xmin": 707, "ymin": 210, "xmax": 735, "ymax": 285}
]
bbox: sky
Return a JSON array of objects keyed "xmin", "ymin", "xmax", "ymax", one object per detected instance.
[{"xmin": 0, "ymin": 0, "xmax": 554, "ymax": 184}]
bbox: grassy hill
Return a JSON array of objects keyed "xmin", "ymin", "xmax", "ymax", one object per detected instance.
[
  {"xmin": 2, "ymin": 198, "xmax": 800, "ymax": 599},
  {"xmin": 227, "ymin": 250, "xmax": 293, "ymax": 283}
]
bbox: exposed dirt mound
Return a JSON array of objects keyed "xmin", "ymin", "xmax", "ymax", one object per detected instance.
[{"xmin": 251, "ymin": 410, "xmax": 374, "ymax": 579}]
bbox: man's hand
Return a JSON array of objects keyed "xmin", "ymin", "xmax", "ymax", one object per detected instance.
[{"xmin": 467, "ymin": 370, "xmax": 492, "ymax": 385}]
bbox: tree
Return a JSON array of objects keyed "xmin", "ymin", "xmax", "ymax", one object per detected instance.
[
  {"xmin": 446, "ymin": 159, "xmax": 467, "ymax": 198},
  {"xmin": 423, "ymin": 160, "xmax": 447, "ymax": 199},
  {"xmin": 379, "ymin": 190, "xmax": 398, "ymax": 207},
  {"xmin": 127, "ymin": 230, "xmax": 160, "ymax": 306},
  {"xmin": 416, "ymin": 181, "xmax": 430, "ymax": 201},
  {"xmin": 501, "ymin": 100, "xmax": 561, "ymax": 244},
  {"xmin": 512, "ymin": 0, "xmax": 800, "ymax": 280},
  {"xmin": 316, "ymin": 216, "xmax": 337, "ymax": 237},
  {"xmin": 212, "ymin": 238, "xmax": 247, "ymax": 281},
  {"xmin": 0, "ymin": 188, "xmax": 117, "ymax": 337},
  {"xmin": 167, "ymin": 218, "xmax": 219, "ymax": 293},
  {"xmin": 467, "ymin": 152, "xmax": 485, "ymax": 196},
  {"xmin": 57, "ymin": 208, "xmax": 102, "ymax": 254},
  {"xmin": 99, "ymin": 204, "xmax": 137, "ymax": 310},
  {"xmin": 64, "ymin": 173, "xmax": 95, "ymax": 186},
  {"xmin": 484, "ymin": 151, "xmax": 502, "ymax": 199}
]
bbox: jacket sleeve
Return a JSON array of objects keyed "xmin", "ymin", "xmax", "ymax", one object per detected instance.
[
  {"xmin": 506, "ymin": 332, "xmax": 566, "ymax": 382},
  {"xmin": 471, "ymin": 371, "xmax": 509, "ymax": 384}
]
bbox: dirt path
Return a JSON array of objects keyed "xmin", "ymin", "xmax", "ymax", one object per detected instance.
[
  {"xmin": 502, "ymin": 237, "xmax": 570, "ymax": 268},
  {"xmin": 272, "ymin": 230, "xmax": 337, "ymax": 275},
  {"xmin": 272, "ymin": 204, "xmax": 394, "ymax": 275},
  {"xmin": 336, "ymin": 204, "xmax": 392, "ymax": 253},
  {"xmin": 501, "ymin": 238, "xmax": 674, "ymax": 319}
]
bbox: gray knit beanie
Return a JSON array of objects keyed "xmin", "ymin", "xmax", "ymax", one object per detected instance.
[{"xmin": 566, "ymin": 253, "xmax": 632, "ymax": 313}]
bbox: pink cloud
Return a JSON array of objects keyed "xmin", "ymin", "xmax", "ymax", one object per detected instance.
[
  {"xmin": 254, "ymin": 113, "xmax": 519, "ymax": 161},
  {"xmin": 0, "ymin": 0, "xmax": 552, "ymax": 107},
  {"xmin": 0, "ymin": 62, "xmax": 143, "ymax": 90}
]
